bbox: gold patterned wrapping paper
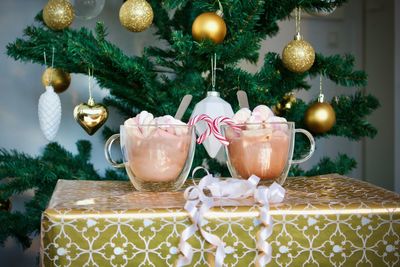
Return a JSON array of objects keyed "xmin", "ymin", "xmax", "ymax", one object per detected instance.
[{"xmin": 41, "ymin": 174, "xmax": 400, "ymax": 267}]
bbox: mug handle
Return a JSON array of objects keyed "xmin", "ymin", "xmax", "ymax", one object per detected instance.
[
  {"xmin": 104, "ymin": 134, "xmax": 125, "ymax": 168},
  {"xmin": 291, "ymin": 129, "xmax": 315, "ymax": 164}
]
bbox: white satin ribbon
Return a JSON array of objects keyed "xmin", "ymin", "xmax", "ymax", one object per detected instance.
[{"xmin": 177, "ymin": 173, "xmax": 286, "ymax": 267}]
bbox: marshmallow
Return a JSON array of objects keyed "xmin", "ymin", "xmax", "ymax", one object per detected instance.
[
  {"xmin": 267, "ymin": 116, "xmax": 288, "ymax": 131},
  {"xmin": 158, "ymin": 115, "xmax": 188, "ymax": 136},
  {"xmin": 138, "ymin": 111, "xmax": 154, "ymax": 125},
  {"xmin": 232, "ymin": 108, "xmax": 251, "ymax": 124},
  {"xmin": 124, "ymin": 117, "xmax": 139, "ymax": 127},
  {"xmin": 246, "ymin": 115, "xmax": 263, "ymax": 130},
  {"xmin": 252, "ymin": 105, "xmax": 274, "ymax": 121},
  {"xmin": 233, "ymin": 105, "xmax": 287, "ymax": 131},
  {"xmin": 157, "ymin": 115, "xmax": 176, "ymax": 135},
  {"xmin": 124, "ymin": 111, "xmax": 188, "ymax": 137}
]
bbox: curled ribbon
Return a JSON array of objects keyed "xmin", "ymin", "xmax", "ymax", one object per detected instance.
[
  {"xmin": 189, "ymin": 114, "xmax": 241, "ymax": 145},
  {"xmin": 177, "ymin": 172, "xmax": 286, "ymax": 267}
]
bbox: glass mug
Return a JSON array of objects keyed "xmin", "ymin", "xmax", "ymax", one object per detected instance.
[
  {"xmin": 105, "ymin": 124, "xmax": 196, "ymax": 191},
  {"xmin": 221, "ymin": 122, "xmax": 315, "ymax": 184}
]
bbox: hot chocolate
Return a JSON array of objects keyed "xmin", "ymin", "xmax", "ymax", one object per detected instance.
[
  {"xmin": 225, "ymin": 127, "xmax": 290, "ymax": 179},
  {"xmin": 123, "ymin": 111, "xmax": 192, "ymax": 183},
  {"xmin": 225, "ymin": 105, "xmax": 291, "ymax": 180},
  {"xmin": 125, "ymin": 127, "xmax": 191, "ymax": 182}
]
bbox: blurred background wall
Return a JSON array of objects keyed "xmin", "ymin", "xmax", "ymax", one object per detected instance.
[{"xmin": 0, "ymin": 0, "xmax": 398, "ymax": 266}]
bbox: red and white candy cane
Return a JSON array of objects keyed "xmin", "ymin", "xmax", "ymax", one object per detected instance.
[
  {"xmin": 212, "ymin": 116, "xmax": 241, "ymax": 146},
  {"xmin": 188, "ymin": 114, "xmax": 213, "ymax": 144}
]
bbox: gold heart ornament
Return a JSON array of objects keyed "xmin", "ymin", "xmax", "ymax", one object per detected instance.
[{"xmin": 73, "ymin": 98, "xmax": 108, "ymax": 135}]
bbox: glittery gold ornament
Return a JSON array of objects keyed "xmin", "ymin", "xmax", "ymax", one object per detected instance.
[
  {"xmin": 282, "ymin": 33, "xmax": 315, "ymax": 73},
  {"xmin": 273, "ymin": 93, "xmax": 297, "ymax": 115},
  {"xmin": 42, "ymin": 68, "xmax": 71, "ymax": 94},
  {"xmin": 119, "ymin": 0, "xmax": 154, "ymax": 32},
  {"xmin": 304, "ymin": 95, "xmax": 336, "ymax": 134},
  {"xmin": 192, "ymin": 12, "xmax": 227, "ymax": 44},
  {"xmin": 43, "ymin": 0, "xmax": 74, "ymax": 30}
]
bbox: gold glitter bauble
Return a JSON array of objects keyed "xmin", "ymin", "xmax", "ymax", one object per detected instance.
[
  {"xmin": 119, "ymin": 0, "xmax": 154, "ymax": 32},
  {"xmin": 304, "ymin": 101, "xmax": 336, "ymax": 134},
  {"xmin": 42, "ymin": 68, "xmax": 71, "ymax": 94},
  {"xmin": 43, "ymin": 0, "xmax": 74, "ymax": 30},
  {"xmin": 192, "ymin": 12, "xmax": 227, "ymax": 44},
  {"xmin": 282, "ymin": 34, "xmax": 315, "ymax": 73}
]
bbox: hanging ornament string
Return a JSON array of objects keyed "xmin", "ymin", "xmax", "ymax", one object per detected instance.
[
  {"xmin": 319, "ymin": 75, "xmax": 324, "ymax": 102},
  {"xmin": 43, "ymin": 51, "xmax": 47, "ymax": 69},
  {"xmin": 216, "ymin": 0, "xmax": 224, "ymax": 16},
  {"xmin": 211, "ymin": 53, "xmax": 217, "ymax": 91},
  {"xmin": 88, "ymin": 68, "xmax": 95, "ymax": 105},
  {"xmin": 43, "ymin": 47, "xmax": 56, "ymax": 87},
  {"xmin": 295, "ymin": 7, "xmax": 301, "ymax": 34},
  {"xmin": 49, "ymin": 47, "xmax": 55, "ymax": 84}
]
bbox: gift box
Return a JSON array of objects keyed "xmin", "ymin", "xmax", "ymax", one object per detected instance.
[{"xmin": 41, "ymin": 174, "xmax": 400, "ymax": 266}]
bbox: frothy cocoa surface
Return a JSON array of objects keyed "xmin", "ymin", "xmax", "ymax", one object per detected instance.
[{"xmin": 226, "ymin": 128, "xmax": 290, "ymax": 180}]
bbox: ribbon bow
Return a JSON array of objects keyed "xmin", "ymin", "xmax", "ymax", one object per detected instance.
[{"xmin": 176, "ymin": 170, "xmax": 286, "ymax": 267}]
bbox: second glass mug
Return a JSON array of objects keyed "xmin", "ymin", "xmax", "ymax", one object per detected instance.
[
  {"xmin": 105, "ymin": 124, "xmax": 196, "ymax": 191},
  {"xmin": 221, "ymin": 122, "xmax": 315, "ymax": 184}
]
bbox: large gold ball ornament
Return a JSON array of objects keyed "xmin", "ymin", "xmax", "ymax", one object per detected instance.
[
  {"xmin": 304, "ymin": 101, "xmax": 336, "ymax": 134},
  {"xmin": 42, "ymin": 68, "xmax": 71, "ymax": 94},
  {"xmin": 119, "ymin": 0, "xmax": 154, "ymax": 32},
  {"xmin": 192, "ymin": 12, "xmax": 227, "ymax": 44},
  {"xmin": 282, "ymin": 34, "xmax": 315, "ymax": 73},
  {"xmin": 43, "ymin": 0, "xmax": 74, "ymax": 30}
]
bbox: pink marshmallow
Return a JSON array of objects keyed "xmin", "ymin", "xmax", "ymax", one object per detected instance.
[
  {"xmin": 233, "ymin": 108, "xmax": 251, "ymax": 124},
  {"xmin": 267, "ymin": 116, "xmax": 288, "ymax": 131},
  {"xmin": 124, "ymin": 111, "xmax": 189, "ymax": 138},
  {"xmin": 252, "ymin": 105, "xmax": 274, "ymax": 121},
  {"xmin": 124, "ymin": 117, "xmax": 139, "ymax": 127},
  {"xmin": 246, "ymin": 115, "xmax": 263, "ymax": 130}
]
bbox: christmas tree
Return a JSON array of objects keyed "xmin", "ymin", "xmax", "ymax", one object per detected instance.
[{"xmin": 1, "ymin": 0, "xmax": 378, "ymax": 248}]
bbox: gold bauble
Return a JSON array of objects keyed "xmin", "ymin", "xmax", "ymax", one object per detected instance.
[
  {"xmin": 304, "ymin": 101, "xmax": 336, "ymax": 134},
  {"xmin": 119, "ymin": 0, "xmax": 154, "ymax": 32},
  {"xmin": 43, "ymin": 0, "xmax": 74, "ymax": 30},
  {"xmin": 192, "ymin": 12, "xmax": 227, "ymax": 44},
  {"xmin": 42, "ymin": 68, "xmax": 71, "ymax": 94},
  {"xmin": 282, "ymin": 34, "xmax": 315, "ymax": 73},
  {"xmin": 73, "ymin": 98, "xmax": 108, "ymax": 135}
]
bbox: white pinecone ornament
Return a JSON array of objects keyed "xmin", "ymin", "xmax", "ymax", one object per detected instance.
[{"xmin": 38, "ymin": 86, "xmax": 62, "ymax": 141}]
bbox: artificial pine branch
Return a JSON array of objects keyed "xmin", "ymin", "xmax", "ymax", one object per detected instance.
[{"xmin": 0, "ymin": 141, "xmax": 120, "ymax": 247}]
